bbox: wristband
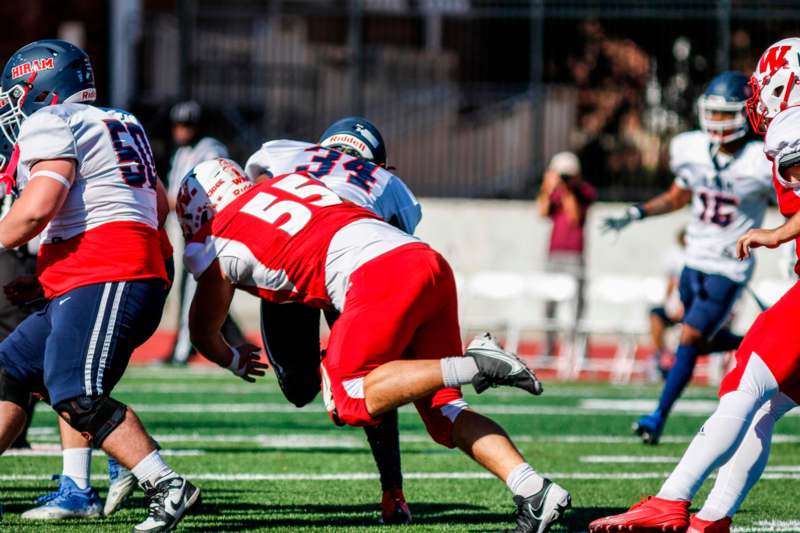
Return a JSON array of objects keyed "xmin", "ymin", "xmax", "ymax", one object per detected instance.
[
  {"xmin": 628, "ymin": 204, "xmax": 646, "ymax": 220},
  {"xmin": 226, "ymin": 344, "xmax": 242, "ymax": 375}
]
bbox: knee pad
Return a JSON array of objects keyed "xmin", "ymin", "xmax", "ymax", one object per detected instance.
[
  {"xmin": 54, "ymin": 396, "xmax": 127, "ymax": 447},
  {"xmin": 0, "ymin": 367, "xmax": 31, "ymax": 409}
]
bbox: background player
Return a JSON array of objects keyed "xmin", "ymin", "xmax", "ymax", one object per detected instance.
[
  {"xmin": 588, "ymin": 38, "xmax": 800, "ymax": 533},
  {"xmin": 166, "ymin": 100, "xmax": 244, "ymax": 365},
  {"xmin": 178, "ymin": 158, "xmax": 571, "ymax": 533},
  {"xmin": 245, "ymin": 116, "xmax": 420, "ymax": 524},
  {"xmin": 0, "ymin": 39, "xmax": 197, "ymax": 532},
  {"xmin": 602, "ymin": 71, "xmax": 772, "ymax": 444}
]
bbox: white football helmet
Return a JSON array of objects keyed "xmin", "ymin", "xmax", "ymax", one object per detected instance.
[
  {"xmin": 176, "ymin": 158, "xmax": 254, "ymax": 240},
  {"xmin": 747, "ymin": 37, "xmax": 800, "ymax": 134}
]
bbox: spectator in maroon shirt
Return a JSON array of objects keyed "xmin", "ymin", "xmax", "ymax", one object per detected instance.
[{"xmin": 537, "ymin": 151, "xmax": 597, "ymax": 356}]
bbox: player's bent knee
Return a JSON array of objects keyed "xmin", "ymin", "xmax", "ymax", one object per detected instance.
[
  {"xmin": 279, "ymin": 374, "xmax": 321, "ymax": 408},
  {"xmin": 0, "ymin": 367, "xmax": 31, "ymax": 410},
  {"xmin": 425, "ymin": 399, "xmax": 469, "ymax": 449},
  {"xmin": 54, "ymin": 395, "xmax": 127, "ymax": 447}
]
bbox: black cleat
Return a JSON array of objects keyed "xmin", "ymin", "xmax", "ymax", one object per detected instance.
[
  {"xmin": 512, "ymin": 479, "xmax": 571, "ymax": 533},
  {"xmin": 133, "ymin": 475, "xmax": 200, "ymax": 532},
  {"xmin": 466, "ymin": 333, "xmax": 543, "ymax": 395}
]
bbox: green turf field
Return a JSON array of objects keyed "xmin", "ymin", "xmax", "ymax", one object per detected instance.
[{"xmin": 2, "ymin": 366, "xmax": 799, "ymax": 532}]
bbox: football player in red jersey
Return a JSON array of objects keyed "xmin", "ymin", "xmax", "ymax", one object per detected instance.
[
  {"xmin": 179, "ymin": 158, "xmax": 570, "ymax": 533},
  {"xmin": 589, "ymin": 38, "xmax": 800, "ymax": 533}
]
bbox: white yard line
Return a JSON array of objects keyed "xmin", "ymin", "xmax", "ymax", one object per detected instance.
[
  {"xmin": 2, "ymin": 471, "xmax": 800, "ymax": 482},
  {"xmin": 580, "ymin": 455, "xmax": 679, "ymax": 463},
  {"xmin": 3, "ymin": 444, "xmax": 204, "ymax": 457}
]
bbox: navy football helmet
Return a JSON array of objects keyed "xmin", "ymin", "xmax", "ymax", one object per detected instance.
[
  {"xmin": 0, "ymin": 39, "xmax": 95, "ymax": 165},
  {"xmin": 698, "ymin": 71, "xmax": 752, "ymax": 144},
  {"xmin": 319, "ymin": 116, "xmax": 387, "ymax": 167}
]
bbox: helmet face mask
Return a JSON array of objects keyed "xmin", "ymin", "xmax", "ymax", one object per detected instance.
[
  {"xmin": 697, "ymin": 71, "xmax": 751, "ymax": 144},
  {"xmin": 176, "ymin": 158, "xmax": 254, "ymax": 241}
]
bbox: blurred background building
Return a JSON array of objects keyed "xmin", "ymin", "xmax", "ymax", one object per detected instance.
[{"xmin": 5, "ymin": 0, "xmax": 800, "ymax": 201}]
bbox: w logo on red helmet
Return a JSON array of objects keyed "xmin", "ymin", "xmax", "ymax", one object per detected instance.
[{"xmin": 758, "ymin": 45, "xmax": 791, "ymax": 75}]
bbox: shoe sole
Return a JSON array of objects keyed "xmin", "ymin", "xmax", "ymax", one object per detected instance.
[
  {"xmin": 590, "ymin": 525, "xmax": 688, "ymax": 533},
  {"xmin": 21, "ymin": 505, "xmax": 103, "ymax": 520},
  {"xmin": 536, "ymin": 485, "xmax": 571, "ymax": 533},
  {"xmin": 469, "ymin": 346, "xmax": 543, "ymax": 395}
]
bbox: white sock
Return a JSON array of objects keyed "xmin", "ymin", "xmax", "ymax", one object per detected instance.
[
  {"xmin": 440, "ymin": 357, "xmax": 479, "ymax": 387},
  {"xmin": 657, "ymin": 390, "xmax": 762, "ymax": 502},
  {"xmin": 697, "ymin": 392, "xmax": 796, "ymax": 520},
  {"xmin": 131, "ymin": 450, "xmax": 175, "ymax": 486},
  {"xmin": 506, "ymin": 462, "xmax": 545, "ymax": 498},
  {"xmin": 62, "ymin": 447, "xmax": 92, "ymax": 490}
]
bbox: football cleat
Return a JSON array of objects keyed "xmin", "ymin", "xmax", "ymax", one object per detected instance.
[
  {"xmin": 633, "ymin": 413, "xmax": 665, "ymax": 445},
  {"xmin": 104, "ymin": 457, "xmax": 137, "ymax": 516},
  {"xmin": 466, "ymin": 333, "xmax": 543, "ymax": 395},
  {"xmin": 687, "ymin": 514, "xmax": 731, "ymax": 533},
  {"xmin": 379, "ymin": 488, "xmax": 412, "ymax": 525},
  {"xmin": 133, "ymin": 475, "xmax": 200, "ymax": 533},
  {"xmin": 21, "ymin": 475, "xmax": 102, "ymax": 520},
  {"xmin": 588, "ymin": 496, "xmax": 690, "ymax": 532},
  {"xmin": 512, "ymin": 478, "xmax": 571, "ymax": 533}
]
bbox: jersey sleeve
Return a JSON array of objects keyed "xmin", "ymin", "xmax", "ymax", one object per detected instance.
[
  {"xmin": 17, "ymin": 108, "xmax": 77, "ymax": 171},
  {"xmin": 765, "ymin": 107, "xmax": 800, "ymax": 168},
  {"xmin": 244, "ymin": 145, "xmax": 272, "ymax": 181},
  {"xmin": 382, "ymin": 175, "xmax": 422, "ymax": 234},
  {"xmin": 669, "ymin": 133, "xmax": 702, "ymax": 190}
]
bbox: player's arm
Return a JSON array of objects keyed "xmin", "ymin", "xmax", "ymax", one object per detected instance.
[
  {"xmin": 737, "ymin": 165, "xmax": 800, "ymax": 259},
  {"xmin": 536, "ymin": 170, "xmax": 561, "ymax": 217},
  {"xmin": 0, "ymin": 159, "xmax": 75, "ymax": 248},
  {"xmin": 189, "ymin": 259, "xmax": 267, "ymax": 382},
  {"xmin": 602, "ymin": 183, "xmax": 692, "ymax": 233}
]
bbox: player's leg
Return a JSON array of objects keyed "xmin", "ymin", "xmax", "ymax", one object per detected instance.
[
  {"xmin": 362, "ymin": 409, "xmax": 407, "ymax": 524},
  {"xmin": 170, "ymin": 269, "xmax": 196, "ymax": 364},
  {"xmin": 589, "ymin": 289, "xmax": 800, "ymax": 533},
  {"xmin": 44, "ymin": 280, "xmax": 199, "ymax": 532},
  {"xmin": 649, "ymin": 306, "xmax": 675, "ymax": 379},
  {"xmin": 322, "ymin": 246, "xmax": 562, "ymax": 532},
  {"xmin": 0, "ymin": 307, "xmax": 50, "ymax": 452},
  {"xmin": 22, "ymin": 418, "xmax": 101, "ymax": 520},
  {"xmin": 693, "ymin": 392, "xmax": 796, "ymax": 528},
  {"xmin": 635, "ymin": 268, "xmax": 741, "ymax": 444}
]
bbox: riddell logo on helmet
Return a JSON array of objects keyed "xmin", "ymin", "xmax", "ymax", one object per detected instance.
[
  {"xmin": 10, "ymin": 58, "xmax": 55, "ymax": 79},
  {"xmin": 328, "ymin": 134, "xmax": 367, "ymax": 153},
  {"xmin": 758, "ymin": 45, "xmax": 791, "ymax": 74}
]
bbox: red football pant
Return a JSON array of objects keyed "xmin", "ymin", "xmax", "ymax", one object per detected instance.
[
  {"xmin": 719, "ymin": 281, "xmax": 800, "ymax": 402},
  {"xmin": 322, "ymin": 243, "xmax": 465, "ymax": 448}
]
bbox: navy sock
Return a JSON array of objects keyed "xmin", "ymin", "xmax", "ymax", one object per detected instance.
[
  {"xmin": 654, "ymin": 344, "xmax": 700, "ymax": 421},
  {"xmin": 363, "ymin": 409, "xmax": 403, "ymax": 491},
  {"xmin": 707, "ymin": 329, "xmax": 743, "ymax": 353}
]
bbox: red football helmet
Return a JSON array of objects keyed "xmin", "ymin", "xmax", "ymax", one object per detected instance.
[{"xmin": 747, "ymin": 37, "xmax": 800, "ymax": 135}]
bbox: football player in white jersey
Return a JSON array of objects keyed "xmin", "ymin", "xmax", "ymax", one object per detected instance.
[
  {"xmin": 602, "ymin": 71, "xmax": 773, "ymax": 444},
  {"xmin": 0, "ymin": 40, "xmax": 198, "ymax": 532},
  {"xmin": 590, "ymin": 39, "xmax": 800, "ymax": 533},
  {"xmin": 245, "ymin": 117, "xmax": 420, "ymax": 524}
]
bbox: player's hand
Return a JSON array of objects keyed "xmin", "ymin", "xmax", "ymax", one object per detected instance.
[
  {"xmin": 601, "ymin": 212, "xmax": 634, "ymax": 234},
  {"xmin": 227, "ymin": 342, "xmax": 268, "ymax": 383},
  {"xmin": 736, "ymin": 228, "xmax": 781, "ymax": 260},
  {"xmin": 4, "ymin": 274, "xmax": 44, "ymax": 307}
]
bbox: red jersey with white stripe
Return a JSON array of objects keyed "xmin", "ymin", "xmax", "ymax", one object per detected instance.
[
  {"xmin": 183, "ymin": 173, "xmax": 418, "ymax": 311},
  {"xmin": 16, "ymin": 104, "xmax": 167, "ymax": 298},
  {"xmin": 764, "ymin": 107, "xmax": 800, "ymax": 274}
]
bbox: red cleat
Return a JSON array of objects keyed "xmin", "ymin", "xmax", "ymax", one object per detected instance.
[
  {"xmin": 380, "ymin": 488, "xmax": 412, "ymax": 525},
  {"xmin": 687, "ymin": 515, "xmax": 731, "ymax": 533},
  {"xmin": 588, "ymin": 496, "xmax": 690, "ymax": 532}
]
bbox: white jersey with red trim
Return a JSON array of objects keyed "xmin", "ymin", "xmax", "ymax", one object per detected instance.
[
  {"xmin": 764, "ymin": 106, "xmax": 800, "ymax": 274},
  {"xmin": 183, "ymin": 173, "xmax": 418, "ymax": 311},
  {"xmin": 669, "ymin": 130, "xmax": 772, "ymax": 283},
  {"xmin": 16, "ymin": 104, "xmax": 159, "ymax": 243},
  {"xmin": 244, "ymin": 139, "xmax": 421, "ymax": 234},
  {"xmin": 14, "ymin": 103, "xmax": 166, "ymax": 297}
]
